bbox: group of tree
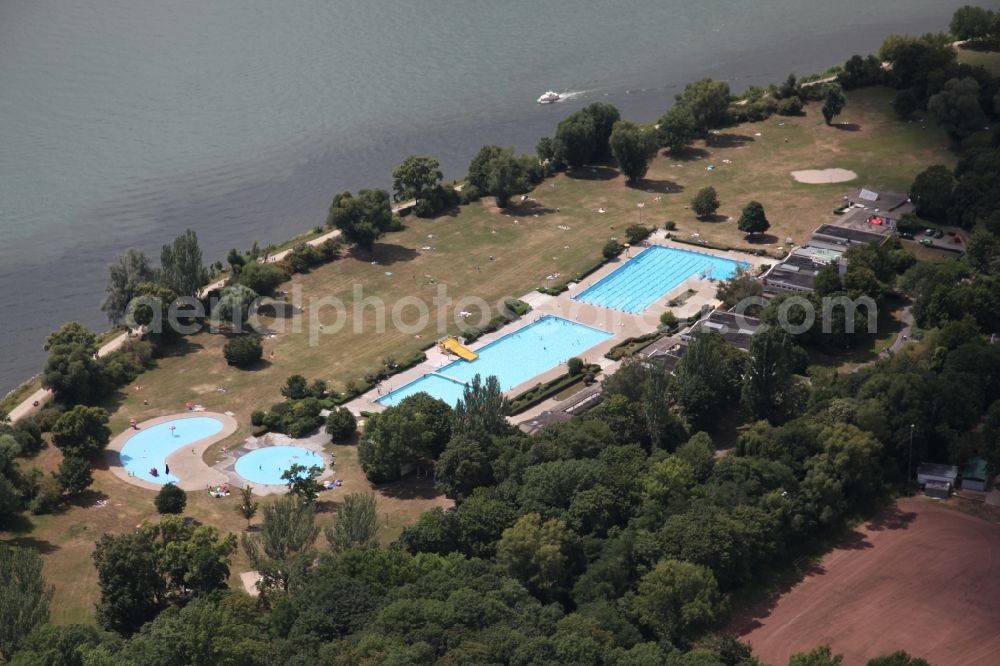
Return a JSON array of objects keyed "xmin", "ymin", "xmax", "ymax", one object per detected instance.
[
  {"xmin": 325, "ymin": 188, "xmax": 394, "ymax": 253},
  {"xmin": 466, "ymin": 144, "xmax": 546, "ymax": 207},
  {"xmin": 391, "ymin": 155, "xmax": 458, "ymax": 217},
  {"xmin": 908, "ymin": 144, "xmax": 1000, "ymax": 229},
  {"xmin": 657, "ymin": 78, "xmax": 732, "ymax": 153},
  {"xmin": 845, "ymin": 14, "xmax": 1000, "ymax": 144}
]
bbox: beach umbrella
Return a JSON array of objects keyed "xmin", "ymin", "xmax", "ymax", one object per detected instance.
[
  {"xmin": 185, "ymin": 401, "xmax": 194, "ymax": 408},
  {"xmin": 169, "ymin": 425, "xmax": 177, "ymax": 436}
]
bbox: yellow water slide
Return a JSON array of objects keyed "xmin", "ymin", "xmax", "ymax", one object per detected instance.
[{"xmin": 439, "ymin": 336, "xmax": 478, "ymax": 361}]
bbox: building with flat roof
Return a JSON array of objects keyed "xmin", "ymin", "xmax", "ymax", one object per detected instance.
[
  {"xmin": 637, "ymin": 337, "xmax": 687, "ymax": 373},
  {"xmin": 845, "ymin": 188, "xmax": 914, "ymax": 221},
  {"xmin": 916, "ymin": 463, "xmax": 959, "ymax": 488},
  {"xmin": 961, "ymin": 457, "xmax": 990, "ymax": 492},
  {"xmin": 683, "ymin": 310, "xmax": 761, "ymax": 351},
  {"xmin": 762, "ymin": 249, "xmax": 837, "ymax": 293}
]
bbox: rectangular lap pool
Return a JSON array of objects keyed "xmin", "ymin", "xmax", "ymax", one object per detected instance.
[
  {"xmin": 376, "ymin": 315, "xmax": 613, "ymax": 407},
  {"xmin": 573, "ymin": 245, "xmax": 749, "ymax": 314}
]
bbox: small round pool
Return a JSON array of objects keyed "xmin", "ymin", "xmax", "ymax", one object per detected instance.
[
  {"xmin": 119, "ymin": 416, "xmax": 225, "ymax": 484},
  {"xmin": 235, "ymin": 446, "xmax": 324, "ymax": 485}
]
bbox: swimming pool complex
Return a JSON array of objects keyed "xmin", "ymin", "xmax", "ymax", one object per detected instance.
[
  {"xmin": 377, "ymin": 315, "xmax": 613, "ymax": 407},
  {"xmin": 235, "ymin": 446, "xmax": 324, "ymax": 485},
  {"xmin": 119, "ymin": 416, "xmax": 225, "ymax": 484},
  {"xmin": 573, "ymin": 245, "xmax": 749, "ymax": 314}
]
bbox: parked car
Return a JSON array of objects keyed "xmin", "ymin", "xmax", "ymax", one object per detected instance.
[
  {"xmin": 924, "ymin": 228, "xmax": 935, "ymax": 236},
  {"xmin": 934, "ymin": 229, "xmax": 944, "ymax": 239},
  {"xmin": 920, "ymin": 238, "xmax": 933, "ymax": 246},
  {"xmin": 899, "ymin": 231, "xmax": 914, "ymax": 240}
]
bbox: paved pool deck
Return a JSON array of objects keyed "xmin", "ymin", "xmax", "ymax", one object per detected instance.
[
  {"xmin": 105, "ymin": 411, "xmax": 239, "ymax": 492},
  {"xmin": 348, "ymin": 234, "xmax": 767, "ymax": 415}
]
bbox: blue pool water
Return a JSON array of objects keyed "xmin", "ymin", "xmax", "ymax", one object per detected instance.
[
  {"xmin": 119, "ymin": 416, "xmax": 225, "ymax": 484},
  {"xmin": 235, "ymin": 446, "xmax": 324, "ymax": 485},
  {"xmin": 573, "ymin": 245, "xmax": 749, "ymax": 314},
  {"xmin": 377, "ymin": 315, "xmax": 613, "ymax": 407}
]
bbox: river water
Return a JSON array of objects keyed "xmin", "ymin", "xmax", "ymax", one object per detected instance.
[{"xmin": 0, "ymin": 0, "xmax": 975, "ymax": 393}]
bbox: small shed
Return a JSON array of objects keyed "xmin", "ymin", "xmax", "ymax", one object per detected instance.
[
  {"xmin": 923, "ymin": 481, "xmax": 952, "ymax": 500},
  {"xmin": 916, "ymin": 463, "xmax": 958, "ymax": 488},
  {"xmin": 961, "ymin": 458, "xmax": 990, "ymax": 492}
]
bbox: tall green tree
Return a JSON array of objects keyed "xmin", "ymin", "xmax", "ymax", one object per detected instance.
[
  {"xmin": 453, "ymin": 374, "xmax": 510, "ymax": 438},
  {"xmin": 556, "ymin": 111, "xmax": 599, "ymax": 167},
  {"xmin": 950, "ymin": 5, "xmax": 998, "ymax": 42},
  {"xmin": 0, "ymin": 547, "xmax": 53, "ymax": 661},
  {"xmin": 497, "ymin": 513, "xmax": 577, "ymax": 601},
  {"xmin": 467, "ymin": 145, "xmax": 506, "ymax": 192},
  {"xmin": 235, "ymin": 485, "xmax": 258, "ymax": 529},
  {"xmin": 609, "ymin": 120, "xmax": 657, "ymax": 183},
  {"xmin": 486, "ymin": 150, "xmax": 528, "ymax": 208},
  {"xmin": 674, "ymin": 332, "xmax": 744, "ymax": 429},
  {"xmin": 50, "ymin": 406, "xmax": 111, "ymax": 460},
  {"xmin": 41, "ymin": 323, "xmax": 108, "ymax": 405},
  {"xmin": 675, "ymin": 78, "xmax": 731, "ymax": 136},
  {"xmin": 212, "ymin": 284, "xmax": 258, "ymax": 331},
  {"xmin": 101, "ymin": 248, "xmax": 154, "ymax": 325},
  {"xmin": 737, "ymin": 200, "xmax": 770, "ymax": 237},
  {"xmin": 435, "ymin": 434, "xmax": 496, "ymax": 500},
  {"xmin": 630, "ymin": 558, "xmax": 722, "ymax": 645},
  {"xmin": 692, "ymin": 186, "xmax": 720, "ymax": 219},
  {"xmin": 55, "ymin": 456, "xmax": 93, "ymax": 496},
  {"xmin": 241, "ymin": 495, "xmax": 319, "ymax": 594},
  {"xmin": 325, "ymin": 492, "xmax": 379, "ymax": 552},
  {"xmin": 928, "ymin": 77, "xmax": 989, "ymax": 144},
  {"xmin": 821, "ymin": 83, "xmax": 847, "ymax": 125},
  {"xmin": 909, "ymin": 165, "xmax": 954, "ymax": 222},
  {"xmin": 658, "ymin": 104, "xmax": 698, "ymax": 152},
  {"xmin": 326, "ymin": 189, "xmax": 394, "ymax": 253},
  {"xmin": 159, "ymin": 229, "xmax": 207, "ymax": 298},
  {"xmin": 741, "ymin": 327, "xmax": 802, "ymax": 423},
  {"xmin": 392, "ymin": 155, "xmax": 446, "ymax": 217},
  {"xmin": 282, "ymin": 463, "xmax": 323, "ymax": 503}
]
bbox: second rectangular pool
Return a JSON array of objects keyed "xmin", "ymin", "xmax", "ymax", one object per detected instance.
[
  {"xmin": 376, "ymin": 315, "xmax": 613, "ymax": 407},
  {"xmin": 573, "ymin": 245, "xmax": 749, "ymax": 314}
]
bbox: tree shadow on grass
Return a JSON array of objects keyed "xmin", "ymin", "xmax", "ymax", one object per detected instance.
[
  {"xmin": 499, "ymin": 199, "xmax": 558, "ymax": 217},
  {"xmin": 67, "ymin": 489, "xmax": 110, "ymax": 509},
  {"xmin": 0, "ymin": 534, "xmax": 61, "ymax": 555},
  {"xmin": 257, "ymin": 300, "xmax": 302, "ymax": 320},
  {"xmin": 628, "ymin": 178, "xmax": 684, "ymax": 195},
  {"xmin": 156, "ymin": 338, "xmax": 205, "ymax": 359},
  {"xmin": 695, "ymin": 213, "xmax": 731, "ymax": 224},
  {"xmin": 375, "ymin": 475, "xmax": 444, "ymax": 501},
  {"xmin": 666, "ymin": 146, "xmax": 710, "ymax": 161},
  {"xmin": 833, "ymin": 122, "xmax": 861, "ymax": 132},
  {"xmin": 566, "ymin": 165, "xmax": 619, "ymax": 181},
  {"xmin": 745, "ymin": 233, "xmax": 779, "ymax": 245},
  {"xmin": 373, "ymin": 243, "xmax": 419, "ymax": 265},
  {"xmin": 709, "ymin": 133, "xmax": 756, "ymax": 148}
]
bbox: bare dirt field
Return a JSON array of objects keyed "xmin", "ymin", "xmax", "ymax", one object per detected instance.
[{"xmin": 735, "ymin": 498, "xmax": 1000, "ymax": 666}]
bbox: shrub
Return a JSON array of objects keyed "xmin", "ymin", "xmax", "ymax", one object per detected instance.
[
  {"xmin": 223, "ymin": 335, "xmax": 262, "ymax": 368},
  {"xmin": 56, "ymin": 456, "xmax": 93, "ymax": 495},
  {"xmin": 664, "ymin": 221, "xmax": 677, "ymax": 231},
  {"xmin": 239, "ymin": 262, "xmax": 288, "ymax": 296},
  {"xmin": 625, "ymin": 224, "xmax": 653, "ymax": 245},
  {"xmin": 567, "ymin": 357, "xmax": 584, "ymax": 376},
  {"xmin": 660, "ymin": 310, "xmax": 679, "ymax": 329},
  {"xmin": 326, "ymin": 408, "xmax": 358, "ymax": 442},
  {"xmin": 250, "ymin": 410, "xmax": 266, "ymax": 427},
  {"xmin": 691, "ymin": 187, "xmax": 720, "ymax": 219},
  {"xmin": 603, "ymin": 240, "xmax": 623, "ymax": 260},
  {"xmin": 154, "ymin": 483, "xmax": 187, "ymax": 514},
  {"xmin": 776, "ymin": 96, "xmax": 803, "ymax": 116},
  {"xmin": 29, "ymin": 475, "xmax": 62, "ymax": 515}
]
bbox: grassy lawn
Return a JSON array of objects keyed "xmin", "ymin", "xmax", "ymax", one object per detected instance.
[
  {"xmin": 957, "ymin": 47, "xmax": 1000, "ymax": 75},
  {"xmin": 2, "ymin": 85, "xmax": 956, "ymax": 625}
]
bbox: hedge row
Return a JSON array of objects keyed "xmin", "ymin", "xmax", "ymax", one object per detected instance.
[{"xmin": 508, "ymin": 363, "xmax": 601, "ymax": 415}]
